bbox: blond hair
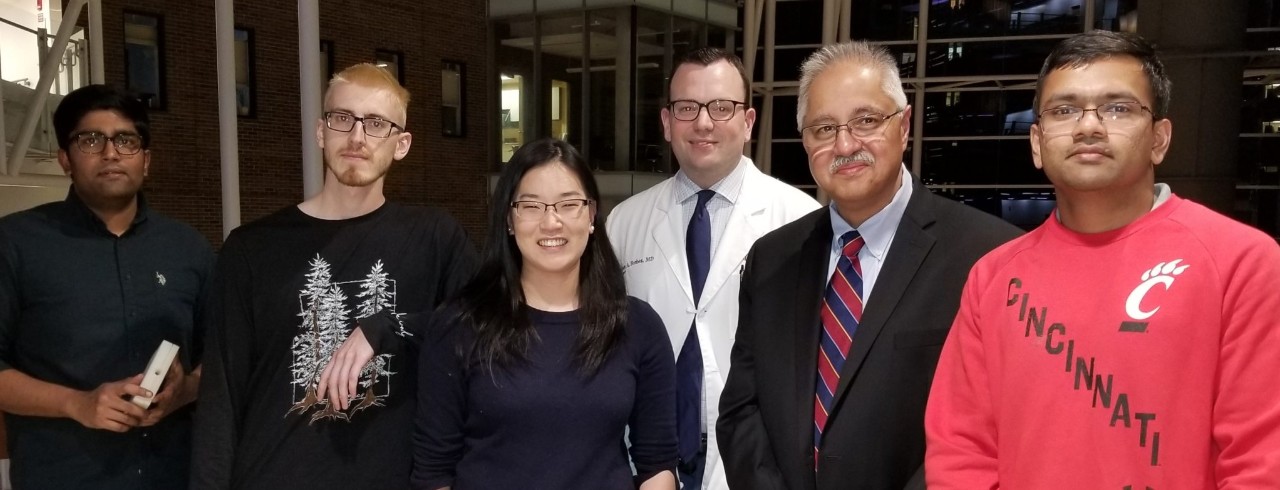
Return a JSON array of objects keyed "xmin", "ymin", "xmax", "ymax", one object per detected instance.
[{"xmin": 325, "ymin": 63, "xmax": 411, "ymax": 120}]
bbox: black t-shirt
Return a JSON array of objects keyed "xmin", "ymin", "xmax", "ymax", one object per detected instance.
[
  {"xmin": 412, "ymin": 297, "xmax": 677, "ymax": 489},
  {"xmin": 0, "ymin": 191, "xmax": 214, "ymax": 490},
  {"xmin": 191, "ymin": 202, "xmax": 477, "ymax": 489}
]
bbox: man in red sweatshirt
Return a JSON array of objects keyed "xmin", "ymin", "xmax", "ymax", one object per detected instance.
[{"xmin": 925, "ymin": 30, "xmax": 1280, "ymax": 489}]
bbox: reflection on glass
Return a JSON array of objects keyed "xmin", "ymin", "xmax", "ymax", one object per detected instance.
[
  {"xmin": 851, "ymin": 0, "xmax": 920, "ymax": 41},
  {"xmin": 234, "ymin": 28, "xmax": 253, "ymax": 117},
  {"xmin": 495, "ymin": 18, "xmax": 535, "ymax": 164},
  {"xmin": 922, "ymin": 139, "xmax": 1046, "ymax": 186},
  {"xmin": 539, "ymin": 12, "xmax": 584, "ymax": 151},
  {"xmin": 124, "ymin": 12, "xmax": 163, "ymax": 109},
  {"xmin": 501, "ymin": 74, "xmax": 525, "ymax": 162},
  {"xmin": 442, "ymin": 61, "xmax": 465, "ymax": 137},
  {"xmin": 588, "ymin": 8, "xmax": 620, "ymax": 170},
  {"xmin": 924, "ymin": 39, "xmax": 1059, "ymax": 77},
  {"xmin": 928, "ymin": 0, "xmax": 1084, "ymax": 38},
  {"xmin": 636, "ymin": 8, "xmax": 671, "ymax": 173},
  {"xmin": 923, "ymin": 90, "xmax": 1035, "ymax": 137}
]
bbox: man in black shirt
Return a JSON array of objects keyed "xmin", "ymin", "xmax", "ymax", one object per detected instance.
[
  {"xmin": 0, "ymin": 84, "xmax": 214, "ymax": 489},
  {"xmin": 191, "ymin": 63, "xmax": 478, "ymax": 489}
]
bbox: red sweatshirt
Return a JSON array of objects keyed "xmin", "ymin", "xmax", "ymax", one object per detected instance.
[{"xmin": 925, "ymin": 195, "xmax": 1280, "ymax": 489}]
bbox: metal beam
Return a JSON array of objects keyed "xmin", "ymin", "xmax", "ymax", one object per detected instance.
[
  {"xmin": 8, "ymin": 0, "xmax": 88, "ymax": 176},
  {"xmin": 758, "ymin": 0, "xmax": 776, "ymax": 173}
]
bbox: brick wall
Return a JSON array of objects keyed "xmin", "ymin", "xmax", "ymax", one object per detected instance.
[{"xmin": 98, "ymin": 0, "xmax": 491, "ymax": 247}]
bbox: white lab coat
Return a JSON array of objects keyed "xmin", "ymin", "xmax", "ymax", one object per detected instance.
[{"xmin": 606, "ymin": 157, "xmax": 819, "ymax": 490}]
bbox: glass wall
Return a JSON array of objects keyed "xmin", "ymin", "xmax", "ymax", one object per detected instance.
[{"xmin": 489, "ymin": 1, "xmax": 735, "ymax": 175}]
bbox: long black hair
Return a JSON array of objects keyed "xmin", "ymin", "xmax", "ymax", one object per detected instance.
[{"xmin": 452, "ymin": 138, "xmax": 628, "ymax": 376}]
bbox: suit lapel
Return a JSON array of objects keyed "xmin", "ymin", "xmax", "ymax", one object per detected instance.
[
  {"xmin": 829, "ymin": 181, "xmax": 938, "ymax": 414},
  {"xmin": 790, "ymin": 209, "xmax": 833, "ymax": 461}
]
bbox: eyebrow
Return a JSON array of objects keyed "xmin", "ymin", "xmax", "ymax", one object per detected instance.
[
  {"xmin": 328, "ymin": 107, "xmax": 395, "ymax": 121},
  {"xmin": 1043, "ymin": 91, "xmax": 1143, "ymax": 106},
  {"xmin": 514, "ymin": 190, "xmax": 586, "ymax": 200},
  {"xmin": 808, "ymin": 104, "xmax": 895, "ymax": 123}
]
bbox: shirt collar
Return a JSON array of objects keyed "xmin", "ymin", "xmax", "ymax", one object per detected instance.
[
  {"xmin": 64, "ymin": 186, "xmax": 150, "ymax": 235},
  {"xmin": 827, "ymin": 163, "xmax": 913, "ymax": 261},
  {"xmin": 674, "ymin": 155, "xmax": 748, "ymax": 205}
]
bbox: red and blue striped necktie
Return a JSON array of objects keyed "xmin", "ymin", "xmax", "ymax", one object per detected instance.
[{"xmin": 814, "ymin": 230, "xmax": 865, "ymax": 466}]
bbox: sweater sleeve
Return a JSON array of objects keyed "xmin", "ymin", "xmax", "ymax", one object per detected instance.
[
  {"xmin": 1211, "ymin": 237, "xmax": 1280, "ymax": 487},
  {"xmin": 626, "ymin": 298, "xmax": 678, "ymax": 485},
  {"xmin": 190, "ymin": 235, "xmax": 256, "ymax": 490},
  {"xmin": 924, "ymin": 266, "xmax": 1000, "ymax": 490},
  {"xmin": 410, "ymin": 313, "xmax": 467, "ymax": 490},
  {"xmin": 359, "ymin": 214, "xmax": 478, "ymax": 356}
]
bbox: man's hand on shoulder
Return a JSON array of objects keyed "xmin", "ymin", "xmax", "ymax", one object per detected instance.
[{"xmin": 66, "ymin": 374, "xmax": 150, "ymax": 432}]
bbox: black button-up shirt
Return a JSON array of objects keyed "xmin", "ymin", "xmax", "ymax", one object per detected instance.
[{"xmin": 0, "ymin": 189, "xmax": 213, "ymax": 490}]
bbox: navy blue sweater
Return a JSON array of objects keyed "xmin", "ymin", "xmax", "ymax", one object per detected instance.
[{"xmin": 412, "ymin": 297, "xmax": 676, "ymax": 489}]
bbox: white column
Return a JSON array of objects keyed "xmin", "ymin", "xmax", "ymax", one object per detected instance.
[
  {"xmin": 298, "ymin": 0, "xmax": 323, "ymax": 198},
  {"xmin": 216, "ymin": 0, "xmax": 241, "ymax": 236},
  {"xmin": 88, "ymin": 0, "xmax": 104, "ymax": 84}
]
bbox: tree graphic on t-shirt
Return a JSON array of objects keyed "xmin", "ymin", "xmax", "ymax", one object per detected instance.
[
  {"xmin": 287, "ymin": 255, "xmax": 332, "ymax": 417},
  {"xmin": 287, "ymin": 255, "xmax": 400, "ymax": 423},
  {"xmin": 351, "ymin": 260, "xmax": 396, "ymax": 413}
]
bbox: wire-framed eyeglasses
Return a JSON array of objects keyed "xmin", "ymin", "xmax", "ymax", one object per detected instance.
[
  {"xmin": 667, "ymin": 99, "xmax": 746, "ymax": 122},
  {"xmin": 324, "ymin": 111, "xmax": 405, "ymax": 138},
  {"xmin": 1037, "ymin": 101, "xmax": 1153, "ymax": 134},
  {"xmin": 510, "ymin": 199, "xmax": 593, "ymax": 221},
  {"xmin": 800, "ymin": 110, "xmax": 904, "ymax": 144}
]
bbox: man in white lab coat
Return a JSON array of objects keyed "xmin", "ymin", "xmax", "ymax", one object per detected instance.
[{"xmin": 607, "ymin": 47, "xmax": 819, "ymax": 490}]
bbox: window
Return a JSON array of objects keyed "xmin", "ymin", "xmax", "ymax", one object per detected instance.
[
  {"xmin": 320, "ymin": 40, "xmax": 335, "ymax": 81},
  {"xmin": 124, "ymin": 12, "xmax": 164, "ymax": 109},
  {"xmin": 442, "ymin": 61, "xmax": 465, "ymax": 137},
  {"xmin": 234, "ymin": 28, "xmax": 255, "ymax": 117},
  {"xmin": 375, "ymin": 49, "xmax": 404, "ymax": 85}
]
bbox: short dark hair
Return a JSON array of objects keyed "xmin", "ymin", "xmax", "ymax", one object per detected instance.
[
  {"xmin": 669, "ymin": 47, "xmax": 752, "ymax": 106},
  {"xmin": 452, "ymin": 138, "xmax": 628, "ymax": 376},
  {"xmin": 1034, "ymin": 30, "xmax": 1172, "ymax": 119},
  {"xmin": 53, "ymin": 84, "xmax": 152, "ymax": 151}
]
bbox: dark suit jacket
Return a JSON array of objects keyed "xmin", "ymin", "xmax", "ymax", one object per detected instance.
[{"xmin": 717, "ymin": 178, "xmax": 1022, "ymax": 490}]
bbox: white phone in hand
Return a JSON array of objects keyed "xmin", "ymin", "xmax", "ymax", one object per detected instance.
[{"xmin": 132, "ymin": 340, "xmax": 179, "ymax": 409}]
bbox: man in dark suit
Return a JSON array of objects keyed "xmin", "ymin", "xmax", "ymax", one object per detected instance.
[{"xmin": 716, "ymin": 41, "xmax": 1021, "ymax": 490}]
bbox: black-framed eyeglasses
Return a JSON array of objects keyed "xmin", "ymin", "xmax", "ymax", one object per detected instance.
[
  {"xmin": 800, "ymin": 110, "xmax": 904, "ymax": 144},
  {"xmin": 324, "ymin": 111, "xmax": 405, "ymax": 138},
  {"xmin": 667, "ymin": 99, "xmax": 745, "ymax": 122},
  {"xmin": 70, "ymin": 131, "xmax": 144, "ymax": 155},
  {"xmin": 510, "ymin": 199, "xmax": 593, "ymax": 221},
  {"xmin": 1037, "ymin": 101, "xmax": 1154, "ymax": 134}
]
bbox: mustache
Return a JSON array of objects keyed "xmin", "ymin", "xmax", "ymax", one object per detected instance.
[{"xmin": 829, "ymin": 151, "xmax": 874, "ymax": 174}]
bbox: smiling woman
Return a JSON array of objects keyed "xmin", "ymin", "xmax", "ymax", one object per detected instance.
[{"xmin": 411, "ymin": 138, "xmax": 678, "ymax": 490}]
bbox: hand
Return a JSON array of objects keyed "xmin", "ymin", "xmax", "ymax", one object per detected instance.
[
  {"xmin": 140, "ymin": 359, "xmax": 198, "ymax": 427},
  {"xmin": 66, "ymin": 374, "xmax": 150, "ymax": 432},
  {"xmin": 317, "ymin": 325, "xmax": 375, "ymax": 411}
]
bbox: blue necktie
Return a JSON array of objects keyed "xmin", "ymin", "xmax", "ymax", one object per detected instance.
[
  {"xmin": 814, "ymin": 231, "xmax": 865, "ymax": 466},
  {"xmin": 677, "ymin": 189, "xmax": 715, "ymax": 471}
]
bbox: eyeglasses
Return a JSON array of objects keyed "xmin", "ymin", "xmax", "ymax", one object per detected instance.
[
  {"xmin": 1037, "ymin": 101, "xmax": 1153, "ymax": 134},
  {"xmin": 510, "ymin": 199, "xmax": 593, "ymax": 221},
  {"xmin": 71, "ymin": 131, "xmax": 144, "ymax": 155},
  {"xmin": 800, "ymin": 110, "xmax": 904, "ymax": 144},
  {"xmin": 667, "ymin": 99, "xmax": 745, "ymax": 122},
  {"xmin": 324, "ymin": 111, "xmax": 405, "ymax": 138}
]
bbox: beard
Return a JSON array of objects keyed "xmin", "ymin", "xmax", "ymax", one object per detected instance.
[{"xmin": 325, "ymin": 154, "xmax": 391, "ymax": 187}]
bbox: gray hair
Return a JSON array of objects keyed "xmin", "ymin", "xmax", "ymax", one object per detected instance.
[{"xmin": 796, "ymin": 41, "xmax": 908, "ymax": 130}]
